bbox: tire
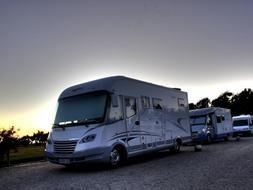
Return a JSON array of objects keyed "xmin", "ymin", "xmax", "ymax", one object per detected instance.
[
  {"xmin": 207, "ymin": 134, "xmax": 212, "ymax": 144},
  {"xmin": 170, "ymin": 140, "xmax": 181, "ymax": 153},
  {"xmin": 194, "ymin": 144, "xmax": 202, "ymax": 152},
  {"xmin": 109, "ymin": 147, "xmax": 122, "ymax": 168},
  {"xmin": 224, "ymin": 135, "xmax": 229, "ymax": 141}
]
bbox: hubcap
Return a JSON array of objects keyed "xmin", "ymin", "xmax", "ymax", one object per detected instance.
[{"xmin": 110, "ymin": 149, "xmax": 120, "ymax": 165}]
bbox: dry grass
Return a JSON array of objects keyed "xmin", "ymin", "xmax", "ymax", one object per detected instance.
[{"xmin": 9, "ymin": 145, "xmax": 45, "ymax": 162}]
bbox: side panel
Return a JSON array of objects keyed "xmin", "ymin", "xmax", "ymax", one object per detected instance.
[
  {"xmin": 112, "ymin": 79, "xmax": 191, "ymax": 155},
  {"xmin": 215, "ymin": 109, "xmax": 233, "ymax": 136}
]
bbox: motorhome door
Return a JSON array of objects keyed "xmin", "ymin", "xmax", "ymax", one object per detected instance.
[{"xmin": 216, "ymin": 115, "xmax": 224, "ymax": 134}]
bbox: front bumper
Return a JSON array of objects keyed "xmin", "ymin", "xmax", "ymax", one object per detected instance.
[
  {"xmin": 233, "ymin": 130, "xmax": 252, "ymax": 137},
  {"xmin": 191, "ymin": 133, "xmax": 207, "ymax": 144},
  {"xmin": 45, "ymin": 147, "xmax": 111, "ymax": 165}
]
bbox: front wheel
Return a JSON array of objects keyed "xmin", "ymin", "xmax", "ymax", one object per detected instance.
[
  {"xmin": 207, "ymin": 134, "xmax": 212, "ymax": 144},
  {"xmin": 110, "ymin": 147, "xmax": 121, "ymax": 168},
  {"xmin": 224, "ymin": 135, "xmax": 229, "ymax": 141}
]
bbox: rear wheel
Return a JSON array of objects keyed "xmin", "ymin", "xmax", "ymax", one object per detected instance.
[{"xmin": 170, "ymin": 140, "xmax": 181, "ymax": 153}]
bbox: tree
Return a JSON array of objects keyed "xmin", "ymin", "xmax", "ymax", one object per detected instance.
[
  {"xmin": 189, "ymin": 103, "xmax": 197, "ymax": 110},
  {"xmin": 18, "ymin": 135, "xmax": 32, "ymax": 146},
  {"xmin": 32, "ymin": 131, "xmax": 49, "ymax": 145},
  {"xmin": 230, "ymin": 88, "xmax": 253, "ymax": 116},
  {"xmin": 0, "ymin": 126, "xmax": 18, "ymax": 165},
  {"xmin": 196, "ymin": 98, "xmax": 210, "ymax": 109},
  {"xmin": 211, "ymin": 91, "xmax": 233, "ymax": 109}
]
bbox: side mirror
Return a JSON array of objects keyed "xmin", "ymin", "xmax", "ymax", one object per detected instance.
[{"xmin": 111, "ymin": 94, "xmax": 118, "ymax": 107}]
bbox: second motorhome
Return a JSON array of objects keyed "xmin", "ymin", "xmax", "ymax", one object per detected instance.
[
  {"xmin": 190, "ymin": 107, "xmax": 233, "ymax": 143},
  {"xmin": 232, "ymin": 115, "xmax": 253, "ymax": 137},
  {"xmin": 45, "ymin": 76, "xmax": 192, "ymax": 166}
]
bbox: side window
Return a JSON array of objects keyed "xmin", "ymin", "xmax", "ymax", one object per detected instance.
[
  {"xmin": 216, "ymin": 116, "xmax": 221, "ymax": 123},
  {"xmin": 207, "ymin": 115, "xmax": 212, "ymax": 126},
  {"xmin": 141, "ymin": 96, "xmax": 150, "ymax": 109},
  {"xmin": 125, "ymin": 97, "xmax": 137, "ymax": 118},
  {"xmin": 109, "ymin": 96, "xmax": 123, "ymax": 121},
  {"xmin": 178, "ymin": 98, "xmax": 186, "ymax": 107},
  {"xmin": 152, "ymin": 98, "xmax": 162, "ymax": 110},
  {"xmin": 221, "ymin": 115, "xmax": 225, "ymax": 121}
]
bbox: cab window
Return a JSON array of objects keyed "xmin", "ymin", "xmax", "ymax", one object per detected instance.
[
  {"xmin": 125, "ymin": 97, "xmax": 137, "ymax": 118},
  {"xmin": 109, "ymin": 96, "xmax": 123, "ymax": 121}
]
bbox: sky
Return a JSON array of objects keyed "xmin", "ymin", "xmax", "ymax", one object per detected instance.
[{"xmin": 1, "ymin": 0, "xmax": 253, "ymax": 136}]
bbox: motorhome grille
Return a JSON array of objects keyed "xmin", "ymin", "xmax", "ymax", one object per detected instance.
[{"xmin": 53, "ymin": 140, "xmax": 78, "ymax": 155}]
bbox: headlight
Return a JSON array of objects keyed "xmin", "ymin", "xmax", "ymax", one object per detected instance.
[{"xmin": 80, "ymin": 134, "xmax": 96, "ymax": 143}]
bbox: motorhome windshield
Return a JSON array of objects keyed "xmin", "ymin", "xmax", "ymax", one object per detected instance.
[
  {"xmin": 190, "ymin": 116, "xmax": 206, "ymax": 125},
  {"xmin": 54, "ymin": 92, "xmax": 108, "ymax": 127},
  {"xmin": 233, "ymin": 119, "xmax": 248, "ymax": 127},
  {"xmin": 192, "ymin": 125, "xmax": 205, "ymax": 133}
]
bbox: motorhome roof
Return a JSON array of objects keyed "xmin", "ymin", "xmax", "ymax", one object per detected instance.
[
  {"xmin": 232, "ymin": 115, "xmax": 252, "ymax": 119},
  {"xmin": 190, "ymin": 107, "xmax": 227, "ymax": 117},
  {"xmin": 59, "ymin": 76, "xmax": 183, "ymax": 99}
]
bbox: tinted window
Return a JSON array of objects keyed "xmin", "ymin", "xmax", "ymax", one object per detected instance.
[
  {"xmin": 216, "ymin": 116, "xmax": 222, "ymax": 123},
  {"xmin": 54, "ymin": 92, "xmax": 108, "ymax": 125},
  {"xmin": 233, "ymin": 120, "xmax": 249, "ymax": 126},
  {"xmin": 192, "ymin": 125, "xmax": 205, "ymax": 133},
  {"xmin": 191, "ymin": 116, "xmax": 206, "ymax": 125}
]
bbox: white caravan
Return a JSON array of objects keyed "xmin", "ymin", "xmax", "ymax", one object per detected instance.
[
  {"xmin": 232, "ymin": 115, "xmax": 253, "ymax": 137},
  {"xmin": 45, "ymin": 76, "xmax": 191, "ymax": 166},
  {"xmin": 190, "ymin": 107, "xmax": 233, "ymax": 143}
]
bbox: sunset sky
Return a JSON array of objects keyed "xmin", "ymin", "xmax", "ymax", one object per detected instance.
[{"xmin": 1, "ymin": 0, "xmax": 253, "ymax": 136}]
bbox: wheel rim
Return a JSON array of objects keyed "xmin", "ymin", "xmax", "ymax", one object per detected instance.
[
  {"xmin": 175, "ymin": 142, "xmax": 179, "ymax": 150},
  {"xmin": 110, "ymin": 149, "xmax": 120, "ymax": 165},
  {"xmin": 175, "ymin": 141, "xmax": 180, "ymax": 151}
]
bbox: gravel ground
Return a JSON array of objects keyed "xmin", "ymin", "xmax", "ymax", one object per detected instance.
[{"xmin": 1, "ymin": 137, "xmax": 253, "ymax": 190}]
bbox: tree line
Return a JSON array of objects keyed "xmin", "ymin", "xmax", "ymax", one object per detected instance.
[
  {"xmin": 189, "ymin": 88, "xmax": 253, "ymax": 116},
  {"xmin": 0, "ymin": 127, "xmax": 48, "ymax": 165}
]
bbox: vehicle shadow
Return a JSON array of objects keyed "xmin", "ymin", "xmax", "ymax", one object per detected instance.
[{"xmin": 57, "ymin": 149, "xmax": 191, "ymax": 173}]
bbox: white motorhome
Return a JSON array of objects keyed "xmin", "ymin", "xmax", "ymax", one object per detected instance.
[
  {"xmin": 190, "ymin": 107, "xmax": 233, "ymax": 143},
  {"xmin": 45, "ymin": 76, "xmax": 191, "ymax": 166},
  {"xmin": 232, "ymin": 115, "xmax": 253, "ymax": 137}
]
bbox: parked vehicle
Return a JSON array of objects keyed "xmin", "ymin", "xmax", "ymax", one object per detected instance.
[
  {"xmin": 190, "ymin": 107, "xmax": 233, "ymax": 143},
  {"xmin": 232, "ymin": 115, "xmax": 253, "ymax": 137},
  {"xmin": 45, "ymin": 76, "xmax": 192, "ymax": 166}
]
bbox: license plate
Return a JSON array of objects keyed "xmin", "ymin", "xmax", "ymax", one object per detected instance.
[{"xmin": 58, "ymin": 158, "xmax": 70, "ymax": 164}]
